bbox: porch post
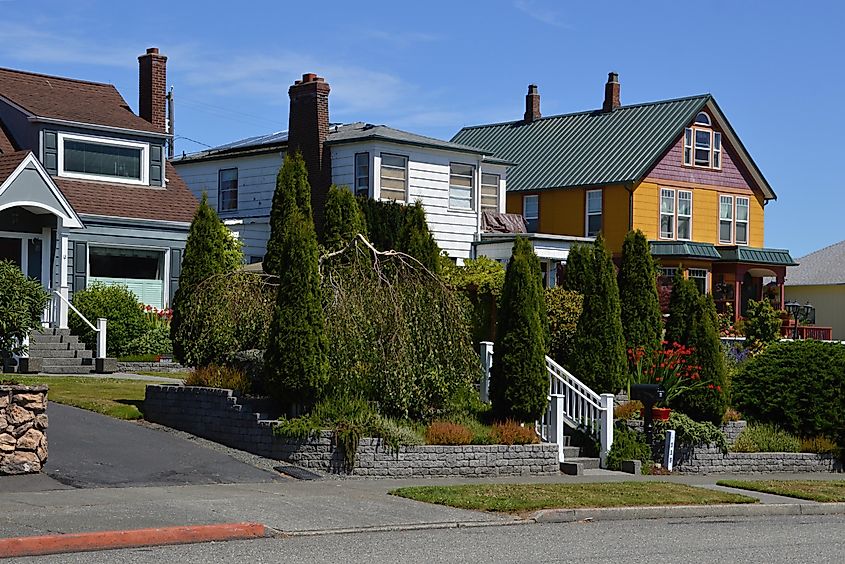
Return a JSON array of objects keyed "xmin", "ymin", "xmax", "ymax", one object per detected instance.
[
  {"xmin": 733, "ymin": 280, "xmax": 742, "ymax": 323},
  {"xmin": 479, "ymin": 341, "xmax": 493, "ymax": 403},
  {"xmin": 58, "ymin": 234, "xmax": 69, "ymax": 329},
  {"xmin": 777, "ymin": 275, "xmax": 785, "ymax": 311}
]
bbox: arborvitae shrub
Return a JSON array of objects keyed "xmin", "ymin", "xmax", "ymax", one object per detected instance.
[
  {"xmin": 664, "ymin": 270, "xmax": 699, "ymax": 346},
  {"xmin": 264, "ymin": 151, "xmax": 312, "ymax": 276},
  {"xmin": 569, "ymin": 234, "xmax": 626, "ymax": 393},
  {"xmin": 545, "ymin": 287, "xmax": 583, "ymax": 367},
  {"xmin": 562, "ymin": 244, "xmax": 593, "ymax": 293},
  {"xmin": 400, "ymin": 202, "xmax": 441, "ymax": 274},
  {"xmin": 618, "ymin": 230, "xmax": 662, "ymax": 355},
  {"xmin": 322, "ymin": 185, "xmax": 367, "ymax": 252},
  {"xmin": 356, "ymin": 197, "xmax": 441, "ymax": 272}
]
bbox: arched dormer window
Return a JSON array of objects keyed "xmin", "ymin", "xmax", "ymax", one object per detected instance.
[{"xmin": 683, "ymin": 112, "xmax": 721, "ymax": 169}]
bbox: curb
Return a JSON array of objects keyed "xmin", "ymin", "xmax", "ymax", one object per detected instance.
[
  {"xmin": 531, "ymin": 502, "xmax": 845, "ymax": 523},
  {"xmin": 0, "ymin": 522, "xmax": 267, "ymax": 559}
]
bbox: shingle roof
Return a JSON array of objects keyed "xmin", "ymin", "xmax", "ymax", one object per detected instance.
[
  {"xmin": 785, "ymin": 240, "xmax": 845, "ymax": 286},
  {"xmin": 54, "ymin": 162, "xmax": 197, "ymax": 223},
  {"xmin": 0, "ymin": 150, "xmax": 29, "ymax": 182},
  {"xmin": 452, "ymin": 95, "xmax": 713, "ymax": 192},
  {"xmin": 0, "ymin": 67, "xmax": 163, "ymax": 134}
]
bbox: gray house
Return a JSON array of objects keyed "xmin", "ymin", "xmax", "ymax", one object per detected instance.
[{"xmin": 0, "ymin": 48, "xmax": 197, "ymax": 368}]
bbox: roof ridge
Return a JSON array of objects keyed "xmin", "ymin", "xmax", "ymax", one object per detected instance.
[
  {"xmin": 457, "ymin": 93, "xmax": 712, "ymax": 132},
  {"xmin": 0, "ymin": 66, "xmax": 114, "ymax": 88},
  {"xmin": 797, "ymin": 238, "xmax": 845, "ymax": 261}
]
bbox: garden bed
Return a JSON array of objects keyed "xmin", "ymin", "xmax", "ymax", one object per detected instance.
[{"xmin": 143, "ymin": 385, "xmax": 559, "ymax": 477}]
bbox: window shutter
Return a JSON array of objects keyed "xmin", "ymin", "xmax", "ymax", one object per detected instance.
[
  {"xmin": 169, "ymin": 248, "xmax": 182, "ymax": 305},
  {"xmin": 72, "ymin": 241, "xmax": 87, "ymax": 294},
  {"xmin": 150, "ymin": 144, "xmax": 163, "ymax": 185},
  {"xmin": 43, "ymin": 130, "xmax": 58, "ymax": 175}
]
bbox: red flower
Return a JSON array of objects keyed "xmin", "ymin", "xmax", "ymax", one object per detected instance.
[{"xmin": 707, "ymin": 384, "xmax": 715, "ymax": 389}]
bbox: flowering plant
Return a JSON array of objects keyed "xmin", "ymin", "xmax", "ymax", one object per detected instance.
[
  {"xmin": 140, "ymin": 303, "xmax": 173, "ymax": 328},
  {"xmin": 627, "ymin": 342, "xmax": 714, "ymax": 406}
]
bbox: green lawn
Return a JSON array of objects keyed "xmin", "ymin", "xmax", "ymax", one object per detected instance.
[
  {"xmin": 13, "ymin": 376, "xmax": 158, "ymax": 420},
  {"xmin": 717, "ymin": 480, "xmax": 845, "ymax": 502},
  {"xmin": 390, "ymin": 482, "xmax": 758, "ymax": 513}
]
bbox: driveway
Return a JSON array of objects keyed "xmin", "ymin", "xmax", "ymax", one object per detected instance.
[{"xmin": 41, "ymin": 403, "xmax": 280, "ymax": 488}]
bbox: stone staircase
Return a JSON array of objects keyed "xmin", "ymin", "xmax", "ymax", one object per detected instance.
[
  {"xmin": 25, "ymin": 328, "xmax": 95, "ymax": 374},
  {"xmin": 559, "ymin": 435, "xmax": 601, "ymax": 475}
]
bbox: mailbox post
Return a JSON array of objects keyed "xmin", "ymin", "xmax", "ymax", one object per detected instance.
[{"xmin": 631, "ymin": 383, "xmax": 665, "ymax": 446}]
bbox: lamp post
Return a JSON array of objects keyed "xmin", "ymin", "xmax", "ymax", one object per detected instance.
[{"xmin": 785, "ymin": 301, "xmax": 814, "ymax": 340}]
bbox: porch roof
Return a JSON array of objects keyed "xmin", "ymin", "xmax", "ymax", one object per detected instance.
[
  {"xmin": 716, "ymin": 245, "xmax": 798, "ymax": 266},
  {"xmin": 650, "ymin": 241, "xmax": 721, "ymax": 260}
]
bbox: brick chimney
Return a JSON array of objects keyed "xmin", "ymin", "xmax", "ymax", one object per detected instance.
[
  {"xmin": 288, "ymin": 73, "xmax": 332, "ymax": 233},
  {"xmin": 524, "ymin": 84, "xmax": 541, "ymax": 122},
  {"xmin": 138, "ymin": 47, "xmax": 167, "ymax": 131},
  {"xmin": 603, "ymin": 72, "xmax": 620, "ymax": 112}
]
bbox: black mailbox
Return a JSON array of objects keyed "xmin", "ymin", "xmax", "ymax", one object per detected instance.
[{"xmin": 631, "ymin": 384, "xmax": 665, "ymax": 404}]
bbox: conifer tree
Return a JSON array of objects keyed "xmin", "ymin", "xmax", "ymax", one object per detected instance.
[
  {"xmin": 569, "ymin": 234, "xmax": 626, "ymax": 392},
  {"xmin": 171, "ymin": 192, "xmax": 242, "ymax": 365},
  {"xmin": 675, "ymin": 293, "xmax": 728, "ymax": 423},
  {"xmin": 264, "ymin": 153, "xmax": 328, "ymax": 408},
  {"xmin": 490, "ymin": 237, "xmax": 549, "ymax": 422},
  {"xmin": 400, "ymin": 201, "xmax": 441, "ymax": 274},
  {"xmin": 618, "ymin": 230, "xmax": 662, "ymax": 354},
  {"xmin": 664, "ymin": 270, "xmax": 699, "ymax": 345},
  {"xmin": 322, "ymin": 185, "xmax": 367, "ymax": 252},
  {"xmin": 562, "ymin": 244, "xmax": 593, "ymax": 293}
]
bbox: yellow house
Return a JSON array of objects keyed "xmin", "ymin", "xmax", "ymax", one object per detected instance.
[{"xmin": 453, "ymin": 73, "xmax": 796, "ymax": 321}]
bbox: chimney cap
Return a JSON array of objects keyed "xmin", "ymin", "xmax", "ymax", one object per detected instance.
[
  {"xmin": 527, "ymin": 84, "xmax": 538, "ymax": 94},
  {"xmin": 607, "ymin": 71, "xmax": 619, "ymax": 83},
  {"xmin": 146, "ymin": 47, "xmax": 159, "ymax": 55}
]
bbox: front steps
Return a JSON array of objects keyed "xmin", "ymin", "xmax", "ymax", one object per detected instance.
[
  {"xmin": 556, "ymin": 435, "xmax": 602, "ymax": 475},
  {"xmin": 20, "ymin": 328, "xmax": 96, "ymax": 374}
]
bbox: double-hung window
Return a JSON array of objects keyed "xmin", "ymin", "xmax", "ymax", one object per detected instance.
[
  {"xmin": 480, "ymin": 173, "xmax": 500, "ymax": 213},
  {"xmin": 659, "ymin": 189, "xmax": 692, "ymax": 240},
  {"xmin": 660, "ymin": 188, "xmax": 675, "ymax": 239},
  {"xmin": 735, "ymin": 196, "xmax": 749, "ymax": 245},
  {"xmin": 449, "ymin": 163, "xmax": 475, "ymax": 210},
  {"xmin": 683, "ymin": 112, "xmax": 722, "ymax": 170},
  {"xmin": 523, "ymin": 195, "xmax": 539, "ymax": 232},
  {"xmin": 586, "ymin": 189, "xmax": 602, "ymax": 236},
  {"xmin": 354, "ymin": 152, "xmax": 369, "ymax": 197},
  {"xmin": 218, "ymin": 168, "xmax": 238, "ymax": 211},
  {"xmin": 677, "ymin": 191, "xmax": 692, "ymax": 240},
  {"xmin": 379, "ymin": 154, "xmax": 407, "ymax": 202},
  {"xmin": 688, "ymin": 268, "xmax": 708, "ymax": 294},
  {"xmin": 719, "ymin": 195, "xmax": 734, "ymax": 243}
]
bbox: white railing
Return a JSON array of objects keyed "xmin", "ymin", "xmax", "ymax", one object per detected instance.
[
  {"xmin": 50, "ymin": 290, "xmax": 107, "ymax": 359},
  {"xmin": 479, "ymin": 342, "xmax": 614, "ymax": 466}
]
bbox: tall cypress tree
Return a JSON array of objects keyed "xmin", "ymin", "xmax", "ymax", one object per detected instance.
[
  {"xmin": 664, "ymin": 270, "xmax": 699, "ymax": 345},
  {"xmin": 322, "ymin": 185, "xmax": 367, "ymax": 252},
  {"xmin": 618, "ymin": 230, "xmax": 662, "ymax": 354},
  {"xmin": 490, "ymin": 237, "xmax": 549, "ymax": 422},
  {"xmin": 562, "ymin": 244, "xmax": 593, "ymax": 293},
  {"xmin": 569, "ymin": 234, "xmax": 626, "ymax": 393},
  {"xmin": 264, "ymin": 153, "xmax": 328, "ymax": 409},
  {"xmin": 400, "ymin": 201, "xmax": 441, "ymax": 274},
  {"xmin": 171, "ymin": 193, "xmax": 242, "ymax": 365}
]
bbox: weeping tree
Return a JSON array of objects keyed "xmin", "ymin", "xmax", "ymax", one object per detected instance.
[
  {"xmin": 618, "ymin": 230, "xmax": 662, "ymax": 355},
  {"xmin": 264, "ymin": 152, "xmax": 329, "ymax": 409},
  {"xmin": 490, "ymin": 237, "xmax": 549, "ymax": 423},
  {"xmin": 171, "ymin": 192, "xmax": 242, "ymax": 365}
]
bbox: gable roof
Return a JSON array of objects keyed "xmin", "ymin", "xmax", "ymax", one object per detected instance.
[
  {"xmin": 452, "ymin": 94, "xmax": 776, "ymax": 199},
  {"xmin": 785, "ymin": 240, "xmax": 845, "ymax": 286},
  {"xmin": 53, "ymin": 162, "xmax": 197, "ymax": 223},
  {"xmin": 0, "ymin": 150, "xmax": 84, "ymax": 228},
  {"xmin": 0, "ymin": 67, "xmax": 163, "ymax": 135}
]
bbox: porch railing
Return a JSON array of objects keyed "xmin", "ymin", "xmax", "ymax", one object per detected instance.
[
  {"xmin": 780, "ymin": 323, "xmax": 833, "ymax": 341},
  {"xmin": 48, "ymin": 290, "xmax": 107, "ymax": 359}
]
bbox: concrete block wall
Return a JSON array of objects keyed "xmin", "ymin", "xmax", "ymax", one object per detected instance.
[
  {"xmin": 674, "ymin": 444, "xmax": 842, "ymax": 474},
  {"xmin": 144, "ymin": 385, "xmax": 559, "ymax": 477}
]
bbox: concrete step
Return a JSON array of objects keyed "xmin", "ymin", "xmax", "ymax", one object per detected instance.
[
  {"xmin": 32, "ymin": 334, "xmax": 80, "ymax": 345},
  {"xmin": 41, "ymin": 328, "xmax": 71, "ymax": 337},
  {"xmin": 41, "ymin": 357, "xmax": 94, "ymax": 367},
  {"xmin": 26, "ymin": 347, "xmax": 93, "ymax": 359},
  {"xmin": 38, "ymin": 365, "xmax": 95, "ymax": 375},
  {"xmin": 560, "ymin": 446, "xmax": 581, "ymax": 459},
  {"xmin": 560, "ymin": 457, "xmax": 601, "ymax": 476}
]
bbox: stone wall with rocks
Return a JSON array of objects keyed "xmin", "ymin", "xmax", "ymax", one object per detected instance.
[
  {"xmin": 0, "ymin": 385, "xmax": 48, "ymax": 475},
  {"xmin": 144, "ymin": 385, "xmax": 558, "ymax": 477},
  {"xmin": 117, "ymin": 361, "xmax": 186, "ymax": 374},
  {"xmin": 674, "ymin": 444, "xmax": 842, "ymax": 474}
]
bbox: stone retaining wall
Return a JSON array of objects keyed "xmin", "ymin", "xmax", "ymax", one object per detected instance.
[
  {"xmin": 117, "ymin": 361, "xmax": 186, "ymax": 374},
  {"xmin": 0, "ymin": 385, "xmax": 48, "ymax": 475},
  {"xmin": 674, "ymin": 444, "xmax": 842, "ymax": 474},
  {"xmin": 144, "ymin": 385, "xmax": 558, "ymax": 477}
]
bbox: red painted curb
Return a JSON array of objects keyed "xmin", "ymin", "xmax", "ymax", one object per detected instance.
[{"xmin": 0, "ymin": 522, "xmax": 267, "ymax": 558}]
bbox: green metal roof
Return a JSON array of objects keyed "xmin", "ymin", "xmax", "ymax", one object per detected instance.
[
  {"xmin": 452, "ymin": 95, "xmax": 710, "ymax": 192},
  {"xmin": 650, "ymin": 241, "xmax": 721, "ymax": 260},
  {"xmin": 717, "ymin": 246, "xmax": 797, "ymax": 266}
]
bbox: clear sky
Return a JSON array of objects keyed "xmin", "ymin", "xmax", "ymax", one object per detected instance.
[{"xmin": 1, "ymin": 0, "xmax": 842, "ymax": 256}]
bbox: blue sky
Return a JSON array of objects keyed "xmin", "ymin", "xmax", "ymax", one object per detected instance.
[{"xmin": 1, "ymin": 0, "xmax": 842, "ymax": 256}]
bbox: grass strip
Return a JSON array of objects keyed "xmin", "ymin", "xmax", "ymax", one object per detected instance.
[
  {"xmin": 390, "ymin": 482, "xmax": 757, "ymax": 513},
  {"xmin": 14, "ymin": 376, "xmax": 157, "ymax": 420},
  {"xmin": 717, "ymin": 480, "xmax": 845, "ymax": 502}
]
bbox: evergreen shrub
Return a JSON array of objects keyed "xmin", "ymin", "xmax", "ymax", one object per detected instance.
[
  {"xmin": 618, "ymin": 230, "xmax": 662, "ymax": 355},
  {"xmin": 545, "ymin": 287, "xmax": 583, "ymax": 366},
  {"xmin": 322, "ymin": 185, "xmax": 367, "ymax": 252},
  {"xmin": 562, "ymin": 244, "xmax": 592, "ymax": 292},
  {"xmin": 0, "ymin": 260, "xmax": 49, "ymax": 358},
  {"xmin": 605, "ymin": 423, "xmax": 651, "ymax": 472},
  {"xmin": 70, "ymin": 283, "xmax": 146, "ymax": 357},
  {"xmin": 742, "ymin": 299, "xmax": 783, "ymax": 344}
]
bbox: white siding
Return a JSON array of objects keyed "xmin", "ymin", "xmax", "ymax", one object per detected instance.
[
  {"xmin": 224, "ymin": 218, "xmax": 272, "ymax": 263},
  {"xmin": 173, "ymin": 152, "xmax": 283, "ymax": 220}
]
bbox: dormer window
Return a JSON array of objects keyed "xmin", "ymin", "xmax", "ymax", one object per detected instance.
[
  {"xmin": 57, "ymin": 132, "xmax": 149, "ymax": 185},
  {"xmin": 683, "ymin": 112, "xmax": 721, "ymax": 170}
]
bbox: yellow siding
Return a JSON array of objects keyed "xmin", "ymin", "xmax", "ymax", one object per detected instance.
[
  {"xmin": 632, "ymin": 182, "xmax": 659, "ymax": 240},
  {"xmin": 749, "ymin": 194, "xmax": 765, "ymax": 247},
  {"xmin": 539, "ymin": 189, "xmax": 584, "ymax": 235},
  {"xmin": 602, "ymin": 184, "xmax": 630, "ymax": 254},
  {"xmin": 692, "ymin": 190, "xmax": 718, "ymax": 243}
]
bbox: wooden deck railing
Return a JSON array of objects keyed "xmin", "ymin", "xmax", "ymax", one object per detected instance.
[{"xmin": 780, "ymin": 323, "xmax": 833, "ymax": 341}]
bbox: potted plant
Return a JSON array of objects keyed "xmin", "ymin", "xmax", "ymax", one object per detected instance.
[{"xmin": 627, "ymin": 342, "xmax": 707, "ymax": 420}]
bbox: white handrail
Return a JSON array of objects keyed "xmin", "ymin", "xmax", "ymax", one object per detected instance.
[
  {"xmin": 53, "ymin": 290, "xmax": 97, "ymax": 332},
  {"xmin": 545, "ymin": 356, "xmax": 603, "ymax": 410},
  {"xmin": 51, "ymin": 290, "xmax": 107, "ymax": 359}
]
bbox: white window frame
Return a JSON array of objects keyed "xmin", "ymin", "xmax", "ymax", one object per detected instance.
[
  {"xmin": 480, "ymin": 172, "xmax": 500, "ymax": 213},
  {"xmin": 677, "ymin": 190, "xmax": 693, "ymax": 241},
  {"xmin": 354, "ymin": 152, "xmax": 370, "ymax": 197},
  {"xmin": 688, "ymin": 268, "xmax": 709, "ymax": 294},
  {"xmin": 683, "ymin": 128, "xmax": 694, "ymax": 166},
  {"xmin": 659, "ymin": 188, "xmax": 675, "ymax": 239},
  {"xmin": 713, "ymin": 132, "xmax": 722, "ymax": 170},
  {"xmin": 735, "ymin": 196, "xmax": 749, "ymax": 245},
  {"xmin": 693, "ymin": 128, "xmax": 712, "ymax": 168},
  {"xmin": 523, "ymin": 194, "xmax": 539, "ymax": 232},
  {"xmin": 585, "ymin": 189, "xmax": 602, "ymax": 237},
  {"xmin": 448, "ymin": 162, "xmax": 476, "ymax": 212},
  {"xmin": 378, "ymin": 153, "xmax": 408, "ymax": 203},
  {"xmin": 695, "ymin": 112, "xmax": 711, "ymax": 127},
  {"xmin": 719, "ymin": 194, "xmax": 734, "ymax": 244},
  {"xmin": 217, "ymin": 167, "xmax": 238, "ymax": 212},
  {"xmin": 57, "ymin": 131, "xmax": 149, "ymax": 186},
  {"xmin": 683, "ymin": 117, "xmax": 722, "ymax": 171}
]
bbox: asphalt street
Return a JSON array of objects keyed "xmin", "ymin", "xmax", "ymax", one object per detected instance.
[
  {"xmin": 41, "ymin": 403, "xmax": 280, "ymax": 488},
  {"xmin": 13, "ymin": 514, "xmax": 845, "ymax": 563}
]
